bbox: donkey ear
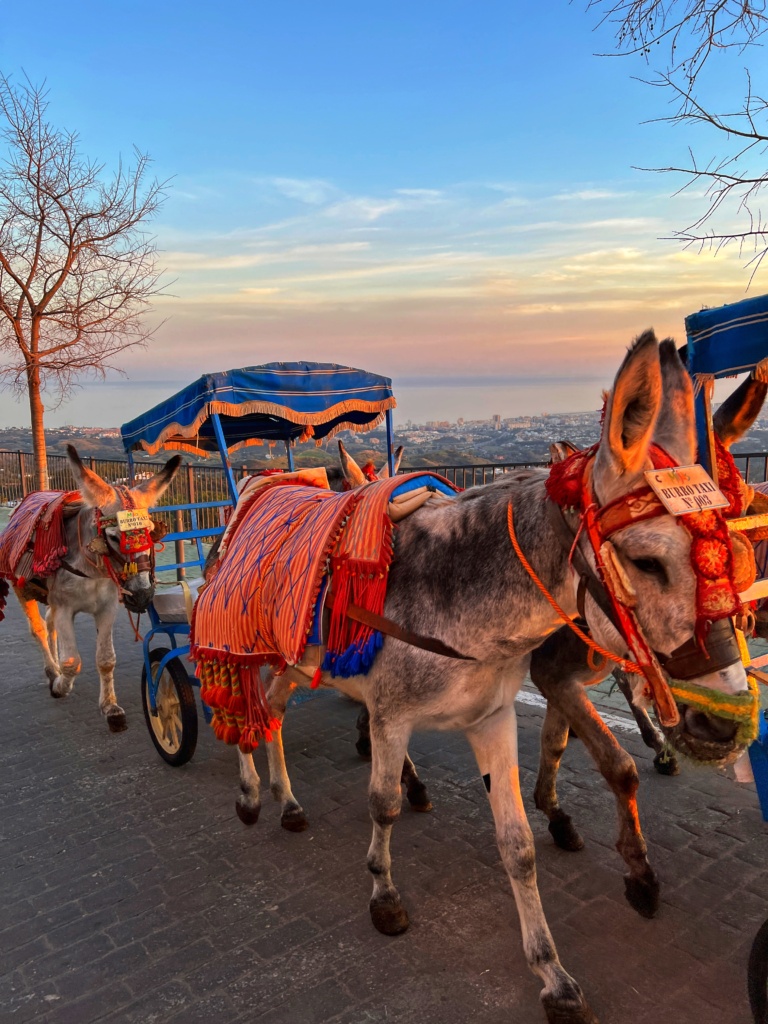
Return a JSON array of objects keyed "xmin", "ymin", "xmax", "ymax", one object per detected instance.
[
  {"xmin": 338, "ymin": 440, "xmax": 366, "ymax": 488},
  {"xmin": 713, "ymin": 361, "xmax": 768, "ymax": 449},
  {"xmin": 130, "ymin": 455, "xmax": 182, "ymax": 507},
  {"xmin": 377, "ymin": 445, "xmax": 404, "ymax": 478},
  {"xmin": 593, "ymin": 331, "xmax": 662, "ymax": 503},
  {"xmin": 66, "ymin": 445, "xmax": 116, "ymax": 508},
  {"xmin": 653, "ymin": 339, "xmax": 696, "ymax": 465}
]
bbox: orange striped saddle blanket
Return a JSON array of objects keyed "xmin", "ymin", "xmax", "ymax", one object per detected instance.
[{"xmin": 190, "ymin": 473, "xmax": 433, "ymax": 752}]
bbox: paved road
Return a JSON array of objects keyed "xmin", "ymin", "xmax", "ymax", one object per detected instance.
[{"xmin": 1, "ymin": 594, "xmax": 767, "ymax": 1024}]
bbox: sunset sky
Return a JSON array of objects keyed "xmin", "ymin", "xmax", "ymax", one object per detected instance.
[{"xmin": 0, "ymin": 1, "xmax": 759, "ymax": 427}]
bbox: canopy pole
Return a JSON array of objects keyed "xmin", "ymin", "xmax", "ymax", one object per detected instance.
[
  {"xmin": 285, "ymin": 440, "xmax": 295, "ymax": 472},
  {"xmin": 127, "ymin": 451, "xmax": 135, "ymax": 486},
  {"xmin": 211, "ymin": 413, "xmax": 240, "ymax": 506},
  {"xmin": 386, "ymin": 409, "xmax": 395, "ymax": 477}
]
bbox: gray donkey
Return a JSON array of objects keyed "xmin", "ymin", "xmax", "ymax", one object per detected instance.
[
  {"xmin": 530, "ymin": 354, "xmax": 768, "ymax": 881},
  {"xmin": 215, "ymin": 332, "xmax": 750, "ymax": 1024},
  {"xmin": 9, "ymin": 447, "xmax": 180, "ymax": 731}
]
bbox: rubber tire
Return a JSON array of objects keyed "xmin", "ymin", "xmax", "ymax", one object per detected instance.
[
  {"xmin": 141, "ymin": 647, "xmax": 198, "ymax": 767},
  {"xmin": 748, "ymin": 917, "xmax": 768, "ymax": 1024}
]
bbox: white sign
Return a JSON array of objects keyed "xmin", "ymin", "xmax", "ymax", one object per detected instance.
[
  {"xmin": 645, "ymin": 465, "xmax": 729, "ymax": 516},
  {"xmin": 116, "ymin": 509, "xmax": 154, "ymax": 532}
]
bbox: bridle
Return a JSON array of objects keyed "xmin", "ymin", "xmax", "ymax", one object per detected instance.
[
  {"xmin": 63, "ymin": 485, "xmax": 158, "ymax": 603},
  {"xmin": 538, "ymin": 443, "xmax": 745, "ymax": 728}
]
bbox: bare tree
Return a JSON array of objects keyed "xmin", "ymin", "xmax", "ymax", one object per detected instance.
[
  {"xmin": 587, "ymin": 1, "xmax": 768, "ymax": 278},
  {"xmin": 0, "ymin": 75, "xmax": 167, "ymax": 489}
]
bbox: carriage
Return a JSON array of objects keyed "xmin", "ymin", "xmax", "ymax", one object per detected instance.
[
  {"xmin": 120, "ymin": 361, "xmax": 399, "ymax": 766},
  {"xmin": 684, "ymin": 293, "xmax": 768, "ymax": 821}
]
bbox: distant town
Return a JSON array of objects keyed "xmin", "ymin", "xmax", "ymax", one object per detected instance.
[{"xmin": 3, "ymin": 406, "xmax": 768, "ymax": 470}]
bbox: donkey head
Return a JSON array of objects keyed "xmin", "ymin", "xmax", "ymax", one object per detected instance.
[
  {"xmin": 588, "ymin": 333, "xmax": 749, "ymax": 764},
  {"xmin": 66, "ymin": 446, "xmax": 181, "ymax": 613},
  {"xmin": 335, "ymin": 440, "xmax": 403, "ymax": 491}
]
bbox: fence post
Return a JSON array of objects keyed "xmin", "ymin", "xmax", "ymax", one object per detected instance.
[
  {"xmin": 187, "ymin": 463, "xmax": 196, "ymax": 506},
  {"xmin": 18, "ymin": 452, "xmax": 28, "ymax": 497},
  {"xmin": 174, "ymin": 509, "xmax": 186, "ymax": 582}
]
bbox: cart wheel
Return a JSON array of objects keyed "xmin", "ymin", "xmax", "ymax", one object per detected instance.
[
  {"xmin": 748, "ymin": 917, "xmax": 768, "ymax": 1023},
  {"xmin": 141, "ymin": 647, "xmax": 198, "ymax": 766}
]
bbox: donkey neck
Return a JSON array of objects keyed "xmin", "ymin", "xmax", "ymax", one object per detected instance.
[{"xmin": 388, "ymin": 470, "xmax": 578, "ymax": 661}]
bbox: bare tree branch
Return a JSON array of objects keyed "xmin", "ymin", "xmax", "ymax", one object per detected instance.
[
  {"xmin": 587, "ymin": 0, "xmax": 768, "ymax": 85},
  {"xmin": 0, "ymin": 74, "xmax": 169, "ymax": 488}
]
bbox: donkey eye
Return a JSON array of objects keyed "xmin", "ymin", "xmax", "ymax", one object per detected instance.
[{"xmin": 630, "ymin": 557, "xmax": 665, "ymax": 576}]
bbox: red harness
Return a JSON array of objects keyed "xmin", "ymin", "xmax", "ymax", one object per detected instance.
[{"xmin": 544, "ymin": 444, "xmax": 743, "ymax": 727}]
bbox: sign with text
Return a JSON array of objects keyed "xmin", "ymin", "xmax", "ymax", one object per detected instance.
[
  {"xmin": 645, "ymin": 465, "xmax": 729, "ymax": 516},
  {"xmin": 116, "ymin": 509, "xmax": 154, "ymax": 532}
]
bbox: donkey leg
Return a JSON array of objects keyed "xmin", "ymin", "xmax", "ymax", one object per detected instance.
[
  {"xmin": 356, "ymin": 704, "xmax": 372, "ymax": 759},
  {"xmin": 613, "ymin": 670, "xmax": 679, "ymax": 776},
  {"xmin": 46, "ymin": 607, "xmax": 58, "ymax": 672},
  {"xmin": 467, "ymin": 706, "xmax": 597, "ymax": 1024},
  {"xmin": 401, "ymin": 752, "xmax": 432, "ymax": 812},
  {"xmin": 236, "ymin": 748, "xmax": 262, "ymax": 825},
  {"xmin": 14, "ymin": 588, "xmax": 59, "ymax": 684},
  {"xmin": 48, "ymin": 605, "xmax": 81, "ymax": 699},
  {"xmin": 542, "ymin": 680, "xmax": 659, "ymax": 920},
  {"xmin": 359, "ymin": 704, "xmax": 431, "ymax": 811},
  {"xmin": 534, "ymin": 704, "xmax": 585, "ymax": 852},
  {"xmin": 94, "ymin": 601, "xmax": 126, "ymax": 732},
  {"xmin": 262, "ymin": 674, "xmax": 308, "ymax": 832},
  {"xmin": 367, "ymin": 717, "xmax": 411, "ymax": 936}
]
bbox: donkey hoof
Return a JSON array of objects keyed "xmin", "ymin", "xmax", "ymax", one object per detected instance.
[
  {"xmin": 406, "ymin": 784, "xmax": 433, "ymax": 813},
  {"xmin": 542, "ymin": 994, "xmax": 598, "ymax": 1024},
  {"xmin": 623, "ymin": 874, "xmax": 659, "ymax": 919},
  {"xmin": 281, "ymin": 807, "xmax": 309, "ymax": 832},
  {"xmin": 548, "ymin": 818, "xmax": 584, "ymax": 852},
  {"xmin": 653, "ymin": 751, "xmax": 680, "ymax": 776},
  {"xmin": 45, "ymin": 668, "xmax": 58, "ymax": 686},
  {"xmin": 106, "ymin": 710, "xmax": 128, "ymax": 733},
  {"xmin": 370, "ymin": 896, "xmax": 410, "ymax": 936},
  {"xmin": 355, "ymin": 736, "xmax": 372, "ymax": 760},
  {"xmin": 236, "ymin": 800, "xmax": 261, "ymax": 826},
  {"xmin": 50, "ymin": 684, "xmax": 66, "ymax": 699},
  {"xmin": 542, "ymin": 981, "xmax": 598, "ymax": 1024}
]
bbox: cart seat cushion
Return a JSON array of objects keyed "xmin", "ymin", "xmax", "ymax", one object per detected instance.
[{"xmin": 153, "ymin": 576, "xmax": 206, "ymax": 622}]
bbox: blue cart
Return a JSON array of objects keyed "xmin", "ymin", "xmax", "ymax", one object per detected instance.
[
  {"xmin": 120, "ymin": 361, "xmax": 397, "ymax": 766},
  {"xmin": 685, "ymin": 293, "xmax": 768, "ymax": 820}
]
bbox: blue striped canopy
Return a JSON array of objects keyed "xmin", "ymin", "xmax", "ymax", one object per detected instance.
[
  {"xmin": 685, "ymin": 293, "xmax": 768, "ymax": 379},
  {"xmin": 121, "ymin": 362, "xmax": 396, "ymax": 456}
]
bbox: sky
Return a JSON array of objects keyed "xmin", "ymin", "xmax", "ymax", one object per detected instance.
[{"xmin": 0, "ymin": 1, "xmax": 761, "ymax": 428}]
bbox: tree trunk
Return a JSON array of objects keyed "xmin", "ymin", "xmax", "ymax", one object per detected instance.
[{"xmin": 26, "ymin": 363, "xmax": 49, "ymax": 491}]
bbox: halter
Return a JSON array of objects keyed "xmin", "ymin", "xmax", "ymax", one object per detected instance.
[
  {"xmin": 540, "ymin": 443, "xmax": 745, "ymax": 728},
  {"xmin": 84, "ymin": 486, "xmax": 158, "ymax": 601}
]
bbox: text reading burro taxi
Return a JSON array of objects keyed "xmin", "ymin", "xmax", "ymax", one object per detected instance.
[{"xmin": 644, "ymin": 465, "xmax": 729, "ymax": 516}]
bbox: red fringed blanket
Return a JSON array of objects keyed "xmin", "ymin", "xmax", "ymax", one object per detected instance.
[
  {"xmin": 0, "ymin": 490, "xmax": 80, "ymax": 620},
  {"xmin": 191, "ymin": 473, "xmax": 425, "ymax": 752}
]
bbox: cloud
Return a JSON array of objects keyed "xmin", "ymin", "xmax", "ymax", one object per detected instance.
[{"xmin": 268, "ymin": 177, "xmax": 339, "ymax": 205}]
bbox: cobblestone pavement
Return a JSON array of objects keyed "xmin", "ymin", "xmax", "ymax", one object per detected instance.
[{"xmin": 2, "ymin": 596, "xmax": 767, "ymax": 1024}]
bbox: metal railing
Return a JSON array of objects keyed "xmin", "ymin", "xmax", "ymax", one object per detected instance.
[{"xmin": 3, "ymin": 450, "xmax": 768, "ymax": 508}]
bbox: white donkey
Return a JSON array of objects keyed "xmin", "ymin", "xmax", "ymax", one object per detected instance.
[
  {"xmin": 216, "ymin": 334, "xmax": 750, "ymax": 1024},
  {"xmin": 8, "ymin": 446, "xmax": 180, "ymax": 731}
]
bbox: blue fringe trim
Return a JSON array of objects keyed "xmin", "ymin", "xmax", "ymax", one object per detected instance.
[{"xmin": 322, "ymin": 629, "xmax": 383, "ymax": 678}]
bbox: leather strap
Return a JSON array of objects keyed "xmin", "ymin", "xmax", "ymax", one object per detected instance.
[
  {"xmin": 59, "ymin": 559, "xmax": 91, "ymax": 579},
  {"xmin": 546, "ymin": 500, "xmax": 619, "ymax": 629},
  {"xmin": 344, "ymin": 603, "xmax": 477, "ymax": 661}
]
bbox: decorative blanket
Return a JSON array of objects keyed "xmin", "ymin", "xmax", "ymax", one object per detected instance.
[
  {"xmin": 0, "ymin": 490, "xmax": 81, "ymax": 620},
  {"xmin": 191, "ymin": 472, "xmax": 445, "ymax": 752}
]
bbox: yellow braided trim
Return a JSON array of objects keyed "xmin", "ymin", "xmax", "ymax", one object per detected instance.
[{"xmin": 669, "ymin": 674, "xmax": 759, "ymax": 744}]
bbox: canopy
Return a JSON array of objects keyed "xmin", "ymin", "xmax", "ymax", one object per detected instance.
[
  {"xmin": 121, "ymin": 362, "xmax": 396, "ymax": 457},
  {"xmin": 685, "ymin": 293, "xmax": 768, "ymax": 380}
]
